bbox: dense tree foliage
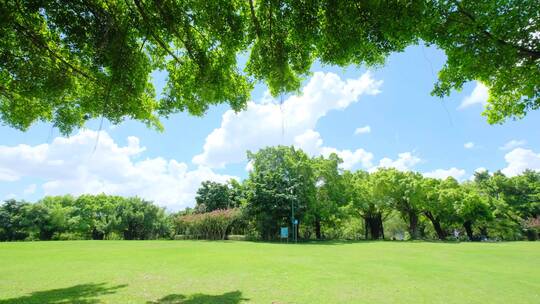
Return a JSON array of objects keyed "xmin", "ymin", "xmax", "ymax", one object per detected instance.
[
  {"xmin": 1, "ymin": 1, "xmax": 538, "ymax": 133},
  {"xmin": 195, "ymin": 180, "xmax": 241, "ymax": 213},
  {"xmin": 307, "ymin": 154, "xmax": 347, "ymax": 239},
  {"xmin": 244, "ymin": 146, "xmax": 315, "ymax": 240},
  {"xmin": 235, "ymin": 147, "xmax": 540, "ymax": 241},
  {"xmin": 0, "ymin": 194, "xmax": 170, "ymax": 241}
]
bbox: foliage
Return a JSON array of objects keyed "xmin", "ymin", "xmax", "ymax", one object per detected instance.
[
  {"xmin": 0, "ymin": 199, "xmax": 30, "ymax": 241},
  {"xmin": 195, "ymin": 180, "xmax": 240, "ymax": 213},
  {"xmin": 346, "ymin": 170, "xmax": 393, "ymax": 240},
  {"xmin": 1, "ymin": 1, "xmax": 538, "ymax": 133},
  {"xmin": 305, "ymin": 153, "xmax": 347, "ymax": 239},
  {"xmin": 522, "ymin": 216, "xmax": 540, "ymax": 241},
  {"xmin": 115, "ymin": 197, "xmax": 170, "ymax": 240},
  {"xmin": 174, "ymin": 208, "xmax": 240, "ymax": 240},
  {"xmin": 0, "ymin": 194, "xmax": 170, "ymax": 241},
  {"xmin": 417, "ymin": 178, "xmax": 456, "ymax": 240},
  {"xmin": 244, "ymin": 146, "xmax": 315, "ymax": 240}
]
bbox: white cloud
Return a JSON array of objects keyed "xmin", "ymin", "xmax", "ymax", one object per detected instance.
[
  {"xmin": 193, "ymin": 71, "xmax": 382, "ymax": 168},
  {"xmin": 501, "ymin": 148, "xmax": 540, "ymax": 177},
  {"xmin": 321, "ymin": 147, "xmax": 373, "ymax": 170},
  {"xmin": 458, "ymin": 82, "xmax": 489, "ymax": 110},
  {"xmin": 373, "ymin": 152, "xmax": 421, "ymax": 172},
  {"xmin": 499, "ymin": 139, "xmax": 526, "ymax": 151},
  {"xmin": 0, "ymin": 130, "xmax": 235, "ymax": 210},
  {"xmin": 424, "ymin": 167, "xmax": 466, "ymax": 181},
  {"xmin": 293, "ymin": 129, "xmax": 373, "ymax": 170},
  {"xmin": 354, "ymin": 125, "xmax": 371, "ymax": 135},
  {"xmin": 468, "ymin": 167, "xmax": 489, "ymax": 181},
  {"xmin": 474, "ymin": 167, "xmax": 488, "ymax": 174},
  {"xmin": 464, "ymin": 142, "xmax": 475, "ymax": 149}
]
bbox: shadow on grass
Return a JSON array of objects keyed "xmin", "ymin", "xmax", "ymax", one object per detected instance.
[
  {"xmin": 0, "ymin": 283, "xmax": 127, "ymax": 304},
  {"xmin": 147, "ymin": 290, "xmax": 247, "ymax": 304}
]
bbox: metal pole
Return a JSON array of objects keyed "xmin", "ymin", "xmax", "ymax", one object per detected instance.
[{"xmin": 291, "ymin": 196, "xmax": 296, "ymax": 243}]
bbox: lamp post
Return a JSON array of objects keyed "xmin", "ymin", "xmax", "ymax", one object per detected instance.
[
  {"xmin": 291, "ymin": 198, "xmax": 296, "ymax": 243},
  {"xmin": 290, "ymin": 185, "xmax": 297, "ymax": 243}
]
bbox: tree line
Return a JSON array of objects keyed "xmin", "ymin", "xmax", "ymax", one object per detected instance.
[
  {"xmin": 0, "ymin": 195, "xmax": 169, "ymax": 241},
  {"xmin": 2, "ymin": 146, "xmax": 539, "ymax": 242},
  {"xmin": 189, "ymin": 146, "xmax": 540, "ymax": 241}
]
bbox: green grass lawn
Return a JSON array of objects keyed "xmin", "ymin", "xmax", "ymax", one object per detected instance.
[{"xmin": 0, "ymin": 241, "xmax": 538, "ymax": 303}]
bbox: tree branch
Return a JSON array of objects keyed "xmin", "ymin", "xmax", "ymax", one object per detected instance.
[
  {"xmin": 453, "ymin": 2, "xmax": 540, "ymax": 60},
  {"xmin": 130, "ymin": 0, "xmax": 183, "ymax": 65},
  {"xmin": 248, "ymin": 0, "xmax": 262, "ymax": 38},
  {"xmin": 12, "ymin": 21, "xmax": 97, "ymax": 82}
]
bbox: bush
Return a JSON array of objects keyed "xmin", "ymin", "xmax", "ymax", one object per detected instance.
[
  {"xmin": 227, "ymin": 235, "xmax": 246, "ymax": 241},
  {"xmin": 174, "ymin": 234, "xmax": 190, "ymax": 240},
  {"xmin": 52, "ymin": 232, "xmax": 85, "ymax": 241},
  {"xmin": 522, "ymin": 217, "xmax": 540, "ymax": 241},
  {"xmin": 174, "ymin": 209, "xmax": 241, "ymax": 240},
  {"xmin": 104, "ymin": 232, "xmax": 123, "ymax": 240}
]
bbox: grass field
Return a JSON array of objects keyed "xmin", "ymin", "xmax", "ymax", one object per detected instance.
[{"xmin": 0, "ymin": 241, "xmax": 539, "ymax": 303}]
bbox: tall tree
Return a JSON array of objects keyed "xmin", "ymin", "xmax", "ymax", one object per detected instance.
[
  {"xmin": 0, "ymin": 199, "xmax": 30, "ymax": 241},
  {"xmin": 418, "ymin": 178, "xmax": 453, "ymax": 240},
  {"xmin": 307, "ymin": 153, "xmax": 346, "ymax": 239},
  {"xmin": 348, "ymin": 170, "xmax": 392, "ymax": 240},
  {"xmin": 195, "ymin": 181, "xmax": 234, "ymax": 212},
  {"xmin": 375, "ymin": 169, "xmax": 424, "ymax": 239},
  {"xmin": 455, "ymin": 183, "xmax": 492, "ymax": 240},
  {"xmin": 244, "ymin": 146, "xmax": 315, "ymax": 240}
]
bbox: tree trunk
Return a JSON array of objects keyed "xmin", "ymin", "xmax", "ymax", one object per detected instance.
[
  {"xmin": 314, "ymin": 219, "xmax": 322, "ymax": 240},
  {"xmin": 424, "ymin": 211, "xmax": 446, "ymax": 240},
  {"xmin": 379, "ymin": 215, "xmax": 385, "ymax": 240},
  {"xmin": 464, "ymin": 221, "xmax": 474, "ymax": 241},
  {"xmin": 408, "ymin": 211, "xmax": 419, "ymax": 240},
  {"xmin": 365, "ymin": 213, "xmax": 384, "ymax": 240},
  {"xmin": 364, "ymin": 219, "xmax": 368, "ymax": 240}
]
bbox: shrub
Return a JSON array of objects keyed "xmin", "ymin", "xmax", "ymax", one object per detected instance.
[
  {"xmin": 104, "ymin": 232, "xmax": 123, "ymax": 240},
  {"xmin": 522, "ymin": 217, "xmax": 540, "ymax": 241},
  {"xmin": 174, "ymin": 209, "xmax": 241, "ymax": 240},
  {"xmin": 52, "ymin": 232, "xmax": 85, "ymax": 241},
  {"xmin": 174, "ymin": 234, "xmax": 190, "ymax": 240}
]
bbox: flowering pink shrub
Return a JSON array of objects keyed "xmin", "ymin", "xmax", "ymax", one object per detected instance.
[
  {"xmin": 522, "ymin": 216, "xmax": 540, "ymax": 241},
  {"xmin": 175, "ymin": 208, "xmax": 241, "ymax": 240}
]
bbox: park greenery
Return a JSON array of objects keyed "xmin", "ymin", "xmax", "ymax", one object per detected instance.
[
  {"xmin": 1, "ymin": 0, "xmax": 539, "ymax": 134},
  {"xmin": 1, "ymin": 146, "xmax": 539, "ymax": 242}
]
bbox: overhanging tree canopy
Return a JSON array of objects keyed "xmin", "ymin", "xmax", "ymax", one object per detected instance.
[{"xmin": 1, "ymin": 0, "xmax": 538, "ymax": 134}]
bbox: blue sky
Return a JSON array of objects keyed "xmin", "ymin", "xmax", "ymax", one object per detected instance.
[{"xmin": 1, "ymin": 45, "xmax": 539, "ymax": 210}]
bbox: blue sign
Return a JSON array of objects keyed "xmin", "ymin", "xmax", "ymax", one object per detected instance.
[
  {"xmin": 293, "ymin": 219, "xmax": 298, "ymax": 225},
  {"xmin": 280, "ymin": 227, "xmax": 288, "ymax": 238}
]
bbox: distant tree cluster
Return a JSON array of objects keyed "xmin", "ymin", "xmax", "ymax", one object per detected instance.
[
  {"xmin": 2, "ymin": 147, "xmax": 540, "ymax": 242},
  {"xmin": 0, "ymin": 194, "xmax": 170, "ymax": 241},
  {"xmin": 183, "ymin": 146, "xmax": 540, "ymax": 242}
]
